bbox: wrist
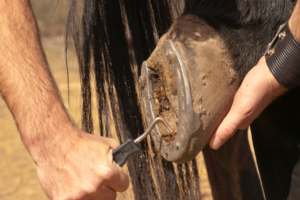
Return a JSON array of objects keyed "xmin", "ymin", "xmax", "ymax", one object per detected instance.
[
  {"xmin": 26, "ymin": 125, "xmax": 80, "ymax": 165},
  {"xmin": 256, "ymin": 57, "xmax": 287, "ymax": 99},
  {"xmin": 20, "ymin": 102, "xmax": 77, "ymax": 164},
  {"xmin": 289, "ymin": 2, "xmax": 300, "ymax": 42},
  {"xmin": 289, "ymin": 21, "xmax": 300, "ymax": 42},
  {"xmin": 265, "ymin": 23, "xmax": 300, "ymax": 90}
]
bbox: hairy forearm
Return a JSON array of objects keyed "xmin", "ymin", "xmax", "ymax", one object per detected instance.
[{"xmin": 0, "ymin": 0, "xmax": 73, "ymax": 161}]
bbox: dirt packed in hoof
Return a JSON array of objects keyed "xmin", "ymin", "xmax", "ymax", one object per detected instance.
[{"xmin": 147, "ymin": 53, "xmax": 178, "ymax": 144}]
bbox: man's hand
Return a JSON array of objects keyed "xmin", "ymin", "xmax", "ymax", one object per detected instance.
[
  {"xmin": 209, "ymin": 0, "xmax": 300, "ymax": 150},
  {"xmin": 34, "ymin": 128, "xmax": 129, "ymax": 200},
  {"xmin": 0, "ymin": 1, "xmax": 129, "ymax": 199},
  {"xmin": 209, "ymin": 57, "xmax": 287, "ymax": 149}
]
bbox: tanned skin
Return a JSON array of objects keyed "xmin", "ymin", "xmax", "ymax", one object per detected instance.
[
  {"xmin": 210, "ymin": 1, "xmax": 300, "ymax": 149},
  {"xmin": 290, "ymin": 1, "xmax": 300, "ymax": 41},
  {"xmin": 0, "ymin": 1, "xmax": 129, "ymax": 199}
]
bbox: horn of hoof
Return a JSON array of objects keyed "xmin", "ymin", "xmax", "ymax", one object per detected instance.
[{"xmin": 140, "ymin": 14, "xmax": 239, "ymax": 163}]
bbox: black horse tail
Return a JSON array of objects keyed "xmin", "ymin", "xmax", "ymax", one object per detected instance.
[
  {"xmin": 66, "ymin": 0, "xmax": 295, "ymax": 199},
  {"xmin": 66, "ymin": 1, "xmax": 192, "ymax": 199}
]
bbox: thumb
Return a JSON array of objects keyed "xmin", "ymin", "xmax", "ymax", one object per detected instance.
[
  {"xmin": 209, "ymin": 56, "xmax": 288, "ymax": 150},
  {"xmin": 101, "ymin": 137, "xmax": 120, "ymax": 150}
]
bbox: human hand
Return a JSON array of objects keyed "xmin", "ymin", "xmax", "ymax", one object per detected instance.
[
  {"xmin": 209, "ymin": 57, "xmax": 288, "ymax": 149},
  {"xmin": 0, "ymin": 1, "xmax": 129, "ymax": 199},
  {"xmin": 32, "ymin": 127, "xmax": 129, "ymax": 200}
]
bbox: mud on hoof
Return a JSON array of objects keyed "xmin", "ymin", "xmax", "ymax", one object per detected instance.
[{"xmin": 140, "ymin": 15, "xmax": 239, "ymax": 163}]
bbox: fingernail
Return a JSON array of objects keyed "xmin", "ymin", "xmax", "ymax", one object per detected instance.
[{"xmin": 211, "ymin": 136, "xmax": 223, "ymax": 150}]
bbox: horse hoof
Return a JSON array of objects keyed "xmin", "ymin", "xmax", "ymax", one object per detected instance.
[{"xmin": 140, "ymin": 15, "xmax": 239, "ymax": 163}]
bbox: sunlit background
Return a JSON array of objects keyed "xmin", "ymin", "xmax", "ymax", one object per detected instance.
[{"xmin": 0, "ymin": 1, "xmax": 81, "ymax": 199}]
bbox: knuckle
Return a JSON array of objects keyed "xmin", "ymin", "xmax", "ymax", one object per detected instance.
[
  {"xmin": 103, "ymin": 168, "xmax": 115, "ymax": 181},
  {"xmin": 112, "ymin": 139, "xmax": 120, "ymax": 146},
  {"xmin": 105, "ymin": 190, "xmax": 117, "ymax": 200},
  {"xmin": 62, "ymin": 191, "xmax": 86, "ymax": 200},
  {"xmin": 102, "ymin": 137, "xmax": 120, "ymax": 149},
  {"xmin": 82, "ymin": 182, "xmax": 99, "ymax": 195},
  {"xmin": 243, "ymin": 107, "xmax": 255, "ymax": 118},
  {"xmin": 118, "ymin": 174, "xmax": 130, "ymax": 192},
  {"xmin": 109, "ymin": 139, "xmax": 120, "ymax": 149},
  {"xmin": 236, "ymin": 101, "xmax": 255, "ymax": 119},
  {"xmin": 221, "ymin": 123, "xmax": 236, "ymax": 139}
]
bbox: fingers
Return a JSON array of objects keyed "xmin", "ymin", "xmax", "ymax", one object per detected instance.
[
  {"xmin": 209, "ymin": 71, "xmax": 258, "ymax": 149},
  {"xmin": 99, "ymin": 186, "xmax": 117, "ymax": 200},
  {"xmin": 94, "ymin": 138, "xmax": 129, "ymax": 192},
  {"xmin": 99, "ymin": 136, "xmax": 130, "ymax": 191},
  {"xmin": 89, "ymin": 163, "xmax": 128, "ymax": 197},
  {"xmin": 81, "ymin": 145, "xmax": 129, "ymax": 198},
  {"xmin": 97, "ymin": 135, "xmax": 130, "ymax": 190},
  {"xmin": 82, "ymin": 134, "xmax": 129, "ymax": 193},
  {"xmin": 209, "ymin": 101, "xmax": 252, "ymax": 149},
  {"xmin": 37, "ymin": 129, "xmax": 129, "ymax": 200},
  {"xmin": 105, "ymin": 158, "xmax": 130, "ymax": 192},
  {"xmin": 84, "ymin": 185, "xmax": 116, "ymax": 200},
  {"xmin": 209, "ymin": 56, "xmax": 288, "ymax": 150},
  {"xmin": 97, "ymin": 186, "xmax": 116, "ymax": 200},
  {"xmin": 209, "ymin": 104, "xmax": 243, "ymax": 149},
  {"xmin": 100, "ymin": 137, "xmax": 120, "ymax": 150},
  {"xmin": 87, "ymin": 133, "xmax": 120, "ymax": 150}
]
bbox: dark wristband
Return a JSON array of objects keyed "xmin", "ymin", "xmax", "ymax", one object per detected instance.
[{"xmin": 265, "ymin": 23, "xmax": 300, "ymax": 90}]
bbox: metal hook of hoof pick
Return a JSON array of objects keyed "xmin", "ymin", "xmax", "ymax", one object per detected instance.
[{"xmin": 113, "ymin": 117, "xmax": 174, "ymax": 167}]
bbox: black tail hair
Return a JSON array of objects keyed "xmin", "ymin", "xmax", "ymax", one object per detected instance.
[
  {"xmin": 66, "ymin": 0, "xmax": 294, "ymax": 199},
  {"xmin": 66, "ymin": 1, "xmax": 195, "ymax": 199}
]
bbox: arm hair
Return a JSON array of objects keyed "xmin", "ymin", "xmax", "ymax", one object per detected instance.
[{"xmin": 0, "ymin": 0, "xmax": 74, "ymax": 161}]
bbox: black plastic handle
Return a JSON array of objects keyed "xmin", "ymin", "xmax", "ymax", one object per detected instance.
[{"xmin": 113, "ymin": 139, "xmax": 139, "ymax": 167}]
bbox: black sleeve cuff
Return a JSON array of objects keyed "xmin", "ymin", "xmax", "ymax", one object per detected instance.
[{"xmin": 266, "ymin": 24, "xmax": 300, "ymax": 90}]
